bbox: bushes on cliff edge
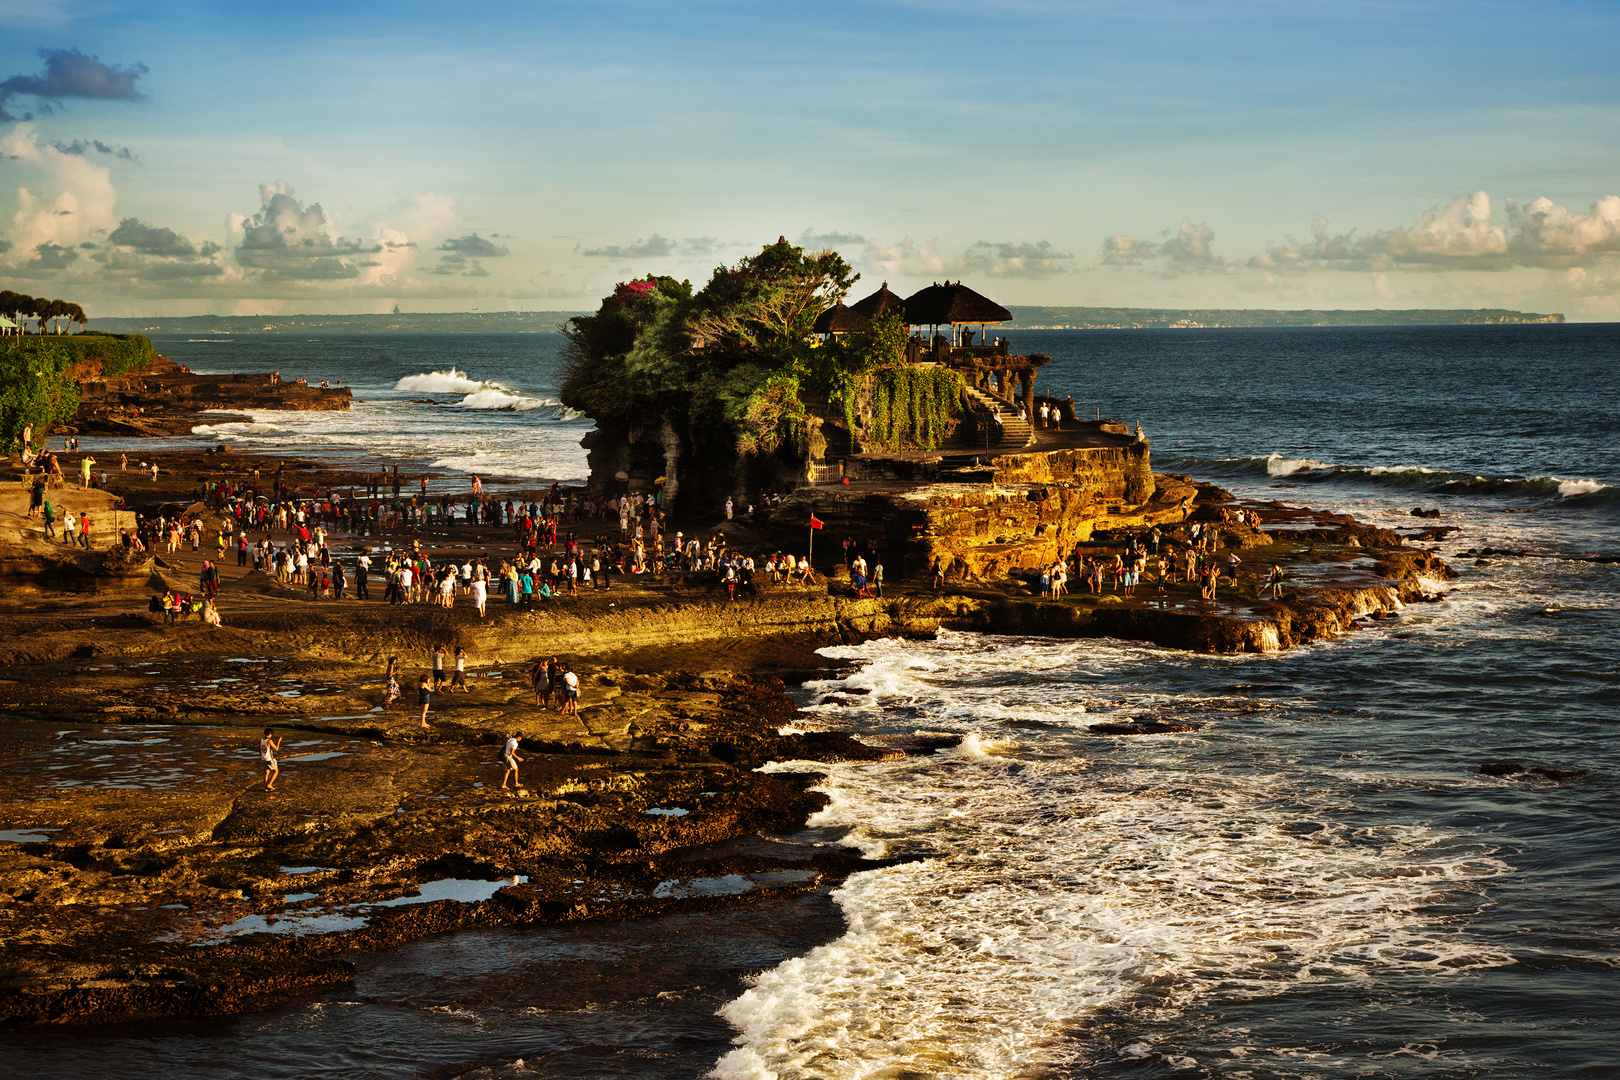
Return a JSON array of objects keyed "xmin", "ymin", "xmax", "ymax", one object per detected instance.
[
  {"xmin": 14, "ymin": 332, "xmax": 159, "ymax": 378},
  {"xmin": 0, "ymin": 339, "xmax": 82, "ymax": 451}
]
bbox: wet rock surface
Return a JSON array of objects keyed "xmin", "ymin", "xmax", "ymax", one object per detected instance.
[{"xmin": 0, "ymin": 449, "xmax": 1455, "ymax": 1026}]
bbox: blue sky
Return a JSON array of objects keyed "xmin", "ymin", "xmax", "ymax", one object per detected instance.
[{"xmin": 1, "ymin": 0, "xmax": 1618, "ymax": 317}]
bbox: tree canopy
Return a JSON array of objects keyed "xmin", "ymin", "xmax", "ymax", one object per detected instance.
[
  {"xmin": 561, "ymin": 238, "xmax": 861, "ymax": 457},
  {"xmin": 0, "ymin": 291, "xmax": 87, "ymax": 334}
]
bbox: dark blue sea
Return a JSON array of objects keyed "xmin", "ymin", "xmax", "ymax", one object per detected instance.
[{"xmin": 20, "ymin": 325, "xmax": 1620, "ymax": 1078}]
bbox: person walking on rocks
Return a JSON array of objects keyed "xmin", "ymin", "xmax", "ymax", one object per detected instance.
[
  {"xmin": 432, "ymin": 644, "xmax": 449, "ymax": 691},
  {"xmin": 384, "ymin": 656, "xmax": 401, "ymax": 708},
  {"xmin": 451, "ymin": 646, "xmax": 469, "ymax": 693},
  {"xmin": 499, "ymin": 733, "xmax": 522, "ymax": 791},
  {"xmin": 260, "ymin": 728, "xmax": 282, "ymax": 792}
]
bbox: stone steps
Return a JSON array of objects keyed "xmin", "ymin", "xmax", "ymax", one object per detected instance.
[{"xmin": 962, "ymin": 386, "xmax": 1034, "ymax": 449}]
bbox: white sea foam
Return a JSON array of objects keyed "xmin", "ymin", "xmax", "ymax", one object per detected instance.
[
  {"xmin": 395, "ymin": 368, "xmax": 488, "ymax": 393},
  {"xmin": 1555, "ymin": 477, "xmax": 1608, "ymax": 498},
  {"xmin": 1264, "ymin": 454, "xmax": 1331, "ymax": 476},
  {"xmin": 716, "ymin": 633, "xmax": 1513, "ymax": 1079}
]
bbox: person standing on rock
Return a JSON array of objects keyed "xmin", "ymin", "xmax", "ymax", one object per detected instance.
[
  {"xmin": 499, "ymin": 733, "xmax": 522, "ymax": 791},
  {"xmin": 561, "ymin": 664, "xmax": 580, "ymax": 715},
  {"xmin": 432, "ymin": 644, "xmax": 449, "ymax": 691},
  {"xmin": 531, "ymin": 659, "xmax": 549, "ymax": 706},
  {"xmin": 384, "ymin": 656, "xmax": 401, "ymax": 708},
  {"xmin": 79, "ymin": 454, "xmax": 96, "ymax": 489},
  {"xmin": 418, "ymin": 673, "xmax": 434, "ymax": 728},
  {"xmin": 451, "ymin": 646, "xmax": 469, "ymax": 693},
  {"xmin": 260, "ymin": 728, "xmax": 282, "ymax": 792}
]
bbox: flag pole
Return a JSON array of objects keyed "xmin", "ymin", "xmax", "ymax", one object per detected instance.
[{"xmin": 808, "ymin": 520, "xmax": 814, "ymax": 568}]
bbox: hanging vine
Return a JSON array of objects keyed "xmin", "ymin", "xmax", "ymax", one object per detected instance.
[{"xmin": 845, "ymin": 366, "xmax": 964, "ymax": 452}]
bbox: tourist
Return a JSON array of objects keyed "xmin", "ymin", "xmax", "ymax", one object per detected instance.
[
  {"xmin": 451, "ymin": 646, "xmax": 469, "ymax": 692},
  {"xmin": 499, "ymin": 732, "xmax": 522, "ymax": 790},
  {"xmin": 79, "ymin": 454, "xmax": 96, "ymax": 489},
  {"xmin": 260, "ymin": 727, "xmax": 282, "ymax": 792},
  {"xmin": 78, "ymin": 511, "xmax": 92, "ymax": 549},
  {"xmin": 561, "ymin": 664, "xmax": 580, "ymax": 715},
  {"xmin": 384, "ymin": 656, "xmax": 401, "ymax": 708},
  {"xmin": 472, "ymin": 570, "xmax": 487, "ymax": 617},
  {"xmin": 432, "ymin": 644, "xmax": 448, "ymax": 690},
  {"xmin": 356, "ymin": 551, "xmax": 371, "ymax": 599},
  {"xmin": 418, "ymin": 673, "xmax": 433, "ymax": 728},
  {"xmin": 531, "ymin": 659, "xmax": 548, "ymax": 706},
  {"xmin": 41, "ymin": 498, "xmax": 55, "ymax": 540},
  {"xmin": 1263, "ymin": 563, "xmax": 1285, "ymax": 599},
  {"xmin": 203, "ymin": 600, "xmax": 222, "ymax": 627},
  {"xmin": 931, "ymin": 556, "xmax": 944, "ymax": 591}
]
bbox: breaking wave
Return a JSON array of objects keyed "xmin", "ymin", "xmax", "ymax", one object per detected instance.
[
  {"xmin": 1180, "ymin": 453, "xmax": 1619, "ymax": 507},
  {"xmin": 395, "ymin": 369, "xmax": 582, "ymax": 418},
  {"xmin": 395, "ymin": 368, "xmax": 487, "ymax": 393}
]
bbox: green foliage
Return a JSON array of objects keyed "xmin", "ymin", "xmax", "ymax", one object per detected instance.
[
  {"xmin": 559, "ymin": 239, "xmax": 859, "ymax": 457},
  {"xmin": 21, "ymin": 333, "xmax": 158, "ymax": 377},
  {"xmin": 0, "ymin": 339, "xmax": 82, "ymax": 451},
  {"xmin": 851, "ymin": 365, "xmax": 965, "ymax": 453}
]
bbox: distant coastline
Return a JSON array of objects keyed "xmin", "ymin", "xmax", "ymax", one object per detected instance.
[{"xmin": 90, "ymin": 305, "xmax": 1566, "ymax": 336}]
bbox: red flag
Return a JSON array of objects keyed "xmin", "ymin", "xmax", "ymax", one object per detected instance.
[{"xmin": 809, "ymin": 514, "xmax": 824, "ymax": 530}]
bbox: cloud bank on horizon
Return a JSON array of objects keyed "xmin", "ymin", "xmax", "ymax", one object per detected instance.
[{"xmin": 0, "ymin": 1, "xmax": 1617, "ymax": 317}]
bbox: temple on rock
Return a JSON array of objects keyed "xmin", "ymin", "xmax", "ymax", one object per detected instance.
[{"xmin": 814, "ymin": 279, "xmax": 1050, "ymax": 453}]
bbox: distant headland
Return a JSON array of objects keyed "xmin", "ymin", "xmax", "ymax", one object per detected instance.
[{"xmin": 88, "ymin": 305, "xmax": 1564, "ymax": 336}]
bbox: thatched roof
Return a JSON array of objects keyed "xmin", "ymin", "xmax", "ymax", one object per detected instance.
[
  {"xmin": 813, "ymin": 302, "xmax": 868, "ymax": 335},
  {"xmin": 849, "ymin": 282, "xmax": 908, "ymax": 320},
  {"xmin": 902, "ymin": 281, "xmax": 1012, "ymax": 326}
]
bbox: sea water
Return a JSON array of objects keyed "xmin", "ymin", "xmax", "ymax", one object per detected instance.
[{"xmin": 15, "ymin": 324, "xmax": 1619, "ymax": 1077}]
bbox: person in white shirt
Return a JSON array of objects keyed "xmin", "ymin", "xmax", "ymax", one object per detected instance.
[{"xmin": 499, "ymin": 733, "xmax": 522, "ymax": 790}]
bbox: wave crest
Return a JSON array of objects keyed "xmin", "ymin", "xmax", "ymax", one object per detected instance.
[
  {"xmin": 1185, "ymin": 454, "xmax": 1618, "ymax": 506},
  {"xmin": 394, "ymin": 368, "xmax": 488, "ymax": 394}
]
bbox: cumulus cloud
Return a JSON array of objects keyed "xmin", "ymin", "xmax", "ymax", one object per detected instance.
[
  {"xmin": 956, "ymin": 240, "xmax": 1073, "ymax": 279},
  {"xmin": 0, "ymin": 48, "xmax": 147, "ymax": 122},
  {"xmin": 438, "ymin": 232, "xmax": 508, "ymax": 258},
  {"xmin": 800, "ymin": 228, "xmax": 869, "ymax": 247},
  {"xmin": 107, "ymin": 217, "xmax": 194, "ymax": 256},
  {"xmin": 232, "ymin": 182, "xmax": 379, "ymax": 280},
  {"xmin": 1510, "ymin": 195, "xmax": 1620, "ymax": 267},
  {"xmin": 23, "ymin": 241, "xmax": 77, "ymax": 272},
  {"xmin": 97, "ymin": 217, "xmax": 224, "ymax": 282},
  {"xmin": 583, "ymin": 234, "xmax": 676, "ymax": 259},
  {"xmin": 1242, "ymin": 191, "xmax": 1620, "ymax": 275},
  {"xmin": 863, "ymin": 234, "xmax": 946, "ymax": 277},
  {"xmin": 1101, "ymin": 218, "xmax": 1233, "ymax": 275},
  {"xmin": 1, "ymin": 122, "xmax": 118, "ymax": 269},
  {"xmin": 429, "ymin": 231, "xmax": 508, "ymax": 276}
]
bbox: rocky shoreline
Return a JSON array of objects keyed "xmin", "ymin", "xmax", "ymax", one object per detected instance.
[{"xmin": 0, "ymin": 441, "xmax": 1455, "ymax": 1027}]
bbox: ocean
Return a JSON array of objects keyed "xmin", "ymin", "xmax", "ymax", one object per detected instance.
[{"xmin": 22, "ymin": 325, "xmax": 1620, "ymax": 1077}]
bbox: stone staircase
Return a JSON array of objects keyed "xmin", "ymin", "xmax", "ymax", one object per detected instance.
[{"xmin": 961, "ymin": 385, "xmax": 1034, "ymax": 450}]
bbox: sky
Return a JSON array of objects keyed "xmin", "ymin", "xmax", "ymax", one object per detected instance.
[{"xmin": 1, "ymin": 0, "xmax": 1618, "ymax": 318}]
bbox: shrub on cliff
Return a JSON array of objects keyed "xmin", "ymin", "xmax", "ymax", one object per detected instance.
[
  {"xmin": 9, "ymin": 333, "xmax": 157, "ymax": 379},
  {"xmin": 0, "ymin": 339, "xmax": 81, "ymax": 451},
  {"xmin": 560, "ymin": 238, "xmax": 856, "ymax": 458}
]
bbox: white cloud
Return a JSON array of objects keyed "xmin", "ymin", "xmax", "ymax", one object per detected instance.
[{"xmin": 1, "ymin": 121, "xmax": 118, "ymax": 269}]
